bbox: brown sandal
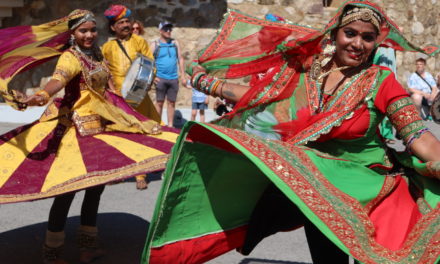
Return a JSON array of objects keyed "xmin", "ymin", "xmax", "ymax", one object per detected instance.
[
  {"xmin": 77, "ymin": 231, "xmax": 105, "ymax": 264},
  {"xmin": 42, "ymin": 244, "xmax": 69, "ymax": 264}
]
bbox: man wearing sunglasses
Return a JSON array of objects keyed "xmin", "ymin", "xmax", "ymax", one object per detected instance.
[{"xmin": 151, "ymin": 21, "xmax": 186, "ymax": 128}]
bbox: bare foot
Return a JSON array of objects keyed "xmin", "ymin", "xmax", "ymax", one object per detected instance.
[{"xmin": 136, "ymin": 178, "xmax": 148, "ymax": 190}]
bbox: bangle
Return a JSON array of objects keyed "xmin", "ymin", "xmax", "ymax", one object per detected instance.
[
  {"xmin": 207, "ymin": 78, "xmax": 217, "ymax": 95},
  {"xmin": 217, "ymin": 81, "xmax": 226, "ymax": 99},
  {"xmin": 191, "ymin": 71, "xmax": 206, "ymax": 88},
  {"xmin": 198, "ymin": 75, "xmax": 215, "ymax": 94},
  {"xmin": 35, "ymin": 89, "xmax": 51, "ymax": 105},
  {"xmin": 210, "ymin": 79, "xmax": 223, "ymax": 96}
]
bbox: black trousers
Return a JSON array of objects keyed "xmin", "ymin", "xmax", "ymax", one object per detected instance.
[
  {"xmin": 47, "ymin": 185, "xmax": 105, "ymax": 232},
  {"xmin": 241, "ymin": 184, "xmax": 349, "ymax": 264}
]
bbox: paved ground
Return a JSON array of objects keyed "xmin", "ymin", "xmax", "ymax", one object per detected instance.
[{"xmin": 1, "ymin": 119, "xmax": 439, "ymax": 264}]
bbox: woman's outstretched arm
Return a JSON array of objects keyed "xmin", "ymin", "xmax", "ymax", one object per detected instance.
[
  {"xmin": 215, "ymin": 81, "xmax": 250, "ymax": 103},
  {"xmin": 22, "ymin": 79, "xmax": 64, "ymax": 106}
]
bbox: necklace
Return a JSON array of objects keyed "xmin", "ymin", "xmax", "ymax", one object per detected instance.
[
  {"xmin": 74, "ymin": 45, "xmax": 95, "ymax": 60},
  {"xmin": 318, "ymin": 74, "xmax": 346, "ymax": 110},
  {"xmin": 317, "ymin": 69, "xmax": 365, "ymax": 111}
]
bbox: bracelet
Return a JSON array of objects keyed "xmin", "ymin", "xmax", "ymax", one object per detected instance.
[
  {"xmin": 404, "ymin": 128, "xmax": 429, "ymax": 154},
  {"xmin": 218, "ymin": 81, "xmax": 226, "ymax": 99},
  {"xmin": 35, "ymin": 89, "xmax": 51, "ymax": 105},
  {"xmin": 191, "ymin": 71, "xmax": 206, "ymax": 88},
  {"xmin": 210, "ymin": 79, "xmax": 224, "ymax": 96},
  {"xmin": 198, "ymin": 75, "xmax": 215, "ymax": 94}
]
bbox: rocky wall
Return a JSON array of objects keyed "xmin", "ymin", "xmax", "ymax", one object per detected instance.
[{"xmin": 2, "ymin": 0, "xmax": 440, "ymax": 107}]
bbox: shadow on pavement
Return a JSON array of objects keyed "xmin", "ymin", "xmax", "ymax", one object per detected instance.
[
  {"xmin": 239, "ymin": 259, "xmax": 311, "ymax": 264},
  {"xmin": 0, "ymin": 213, "xmax": 149, "ymax": 264}
]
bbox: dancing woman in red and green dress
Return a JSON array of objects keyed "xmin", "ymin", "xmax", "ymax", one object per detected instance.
[{"xmin": 143, "ymin": 1, "xmax": 440, "ymax": 263}]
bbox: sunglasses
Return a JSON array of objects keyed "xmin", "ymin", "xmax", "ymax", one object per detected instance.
[{"xmin": 162, "ymin": 27, "xmax": 173, "ymax": 32}]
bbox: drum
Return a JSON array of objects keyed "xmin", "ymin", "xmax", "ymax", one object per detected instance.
[
  {"xmin": 430, "ymin": 93, "xmax": 440, "ymax": 123},
  {"xmin": 121, "ymin": 55, "xmax": 155, "ymax": 107}
]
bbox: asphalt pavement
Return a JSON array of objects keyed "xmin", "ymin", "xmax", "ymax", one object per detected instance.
[{"xmin": 1, "ymin": 117, "xmax": 440, "ymax": 264}]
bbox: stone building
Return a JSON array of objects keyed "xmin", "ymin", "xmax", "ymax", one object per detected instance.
[{"xmin": 1, "ymin": 0, "xmax": 439, "ymax": 107}]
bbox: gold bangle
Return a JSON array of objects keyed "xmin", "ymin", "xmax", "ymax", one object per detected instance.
[
  {"xmin": 210, "ymin": 79, "xmax": 222, "ymax": 96},
  {"xmin": 218, "ymin": 81, "xmax": 226, "ymax": 99},
  {"xmin": 35, "ymin": 90, "xmax": 51, "ymax": 105}
]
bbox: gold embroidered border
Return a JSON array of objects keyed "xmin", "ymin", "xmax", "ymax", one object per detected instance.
[
  {"xmin": 199, "ymin": 10, "xmax": 316, "ymax": 61},
  {"xmin": 387, "ymin": 99, "xmax": 425, "ymax": 141},
  {"xmin": 386, "ymin": 97, "xmax": 413, "ymax": 115},
  {"xmin": 291, "ymin": 67, "xmax": 379, "ymax": 145},
  {"xmin": 364, "ymin": 175, "xmax": 397, "ymax": 213},
  {"xmin": 280, "ymin": 138, "xmax": 440, "ymax": 263},
  {"xmin": 52, "ymin": 69, "xmax": 70, "ymax": 86},
  {"xmin": 206, "ymin": 124, "xmax": 440, "ymax": 264},
  {"xmin": 399, "ymin": 120, "xmax": 426, "ymax": 142},
  {"xmin": 0, "ymin": 154, "xmax": 169, "ymax": 204},
  {"xmin": 69, "ymin": 48, "xmax": 110, "ymax": 94},
  {"xmin": 72, "ymin": 111, "xmax": 104, "ymax": 136},
  {"xmin": 253, "ymin": 66, "xmax": 297, "ymax": 108},
  {"xmin": 408, "ymin": 176, "xmax": 434, "ymax": 215}
]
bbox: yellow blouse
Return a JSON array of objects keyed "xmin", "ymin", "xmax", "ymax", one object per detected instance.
[
  {"xmin": 102, "ymin": 34, "xmax": 153, "ymax": 93},
  {"xmin": 43, "ymin": 48, "xmax": 159, "ymax": 136},
  {"xmin": 52, "ymin": 51, "xmax": 81, "ymax": 86}
]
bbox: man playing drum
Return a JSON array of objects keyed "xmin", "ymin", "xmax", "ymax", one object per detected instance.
[{"xmin": 102, "ymin": 4, "xmax": 160, "ymax": 190}]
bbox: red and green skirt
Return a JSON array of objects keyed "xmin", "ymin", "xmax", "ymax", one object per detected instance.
[{"xmin": 142, "ymin": 122, "xmax": 440, "ymax": 264}]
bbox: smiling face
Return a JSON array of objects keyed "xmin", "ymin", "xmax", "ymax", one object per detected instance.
[
  {"xmin": 111, "ymin": 17, "xmax": 132, "ymax": 39},
  {"xmin": 73, "ymin": 21, "xmax": 97, "ymax": 49},
  {"xmin": 333, "ymin": 20, "xmax": 378, "ymax": 67}
]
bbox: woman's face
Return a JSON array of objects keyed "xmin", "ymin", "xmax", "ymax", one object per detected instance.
[
  {"xmin": 132, "ymin": 22, "xmax": 140, "ymax": 35},
  {"xmin": 334, "ymin": 20, "xmax": 378, "ymax": 67},
  {"xmin": 73, "ymin": 21, "xmax": 97, "ymax": 49}
]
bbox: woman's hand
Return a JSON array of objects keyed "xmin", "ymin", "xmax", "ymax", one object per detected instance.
[
  {"xmin": 106, "ymin": 79, "xmax": 119, "ymax": 94},
  {"xmin": 179, "ymin": 75, "xmax": 188, "ymax": 87},
  {"xmin": 10, "ymin": 90, "xmax": 28, "ymax": 110},
  {"xmin": 22, "ymin": 94, "xmax": 47, "ymax": 106},
  {"xmin": 414, "ymin": 161, "xmax": 440, "ymax": 180},
  {"xmin": 410, "ymin": 132, "xmax": 440, "ymax": 180}
]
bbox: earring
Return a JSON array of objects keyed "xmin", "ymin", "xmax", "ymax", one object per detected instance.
[
  {"xmin": 323, "ymin": 40, "xmax": 336, "ymax": 56},
  {"xmin": 69, "ymin": 35, "xmax": 75, "ymax": 46},
  {"xmin": 321, "ymin": 39, "xmax": 336, "ymax": 67}
]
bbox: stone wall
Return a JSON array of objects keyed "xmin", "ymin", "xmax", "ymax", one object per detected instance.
[{"xmin": 2, "ymin": 0, "xmax": 440, "ymax": 107}]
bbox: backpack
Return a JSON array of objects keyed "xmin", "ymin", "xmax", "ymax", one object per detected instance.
[{"xmin": 153, "ymin": 39, "xmax": 178, "ymax": 60}]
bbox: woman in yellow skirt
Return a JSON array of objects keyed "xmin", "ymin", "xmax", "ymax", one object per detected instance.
[{"xmin": 0, "ymin": 10, "xmax": 178, "ymax": 264}]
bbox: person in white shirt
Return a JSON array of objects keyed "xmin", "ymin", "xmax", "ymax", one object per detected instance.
[{"xmin": 407, "ymin": 58, "xmax": 438, "ymax": 115}]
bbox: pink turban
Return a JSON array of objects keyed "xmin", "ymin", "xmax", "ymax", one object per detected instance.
[{"xmin": 104, "ymin": 4, "xmax": 131, "ymax": 22}]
